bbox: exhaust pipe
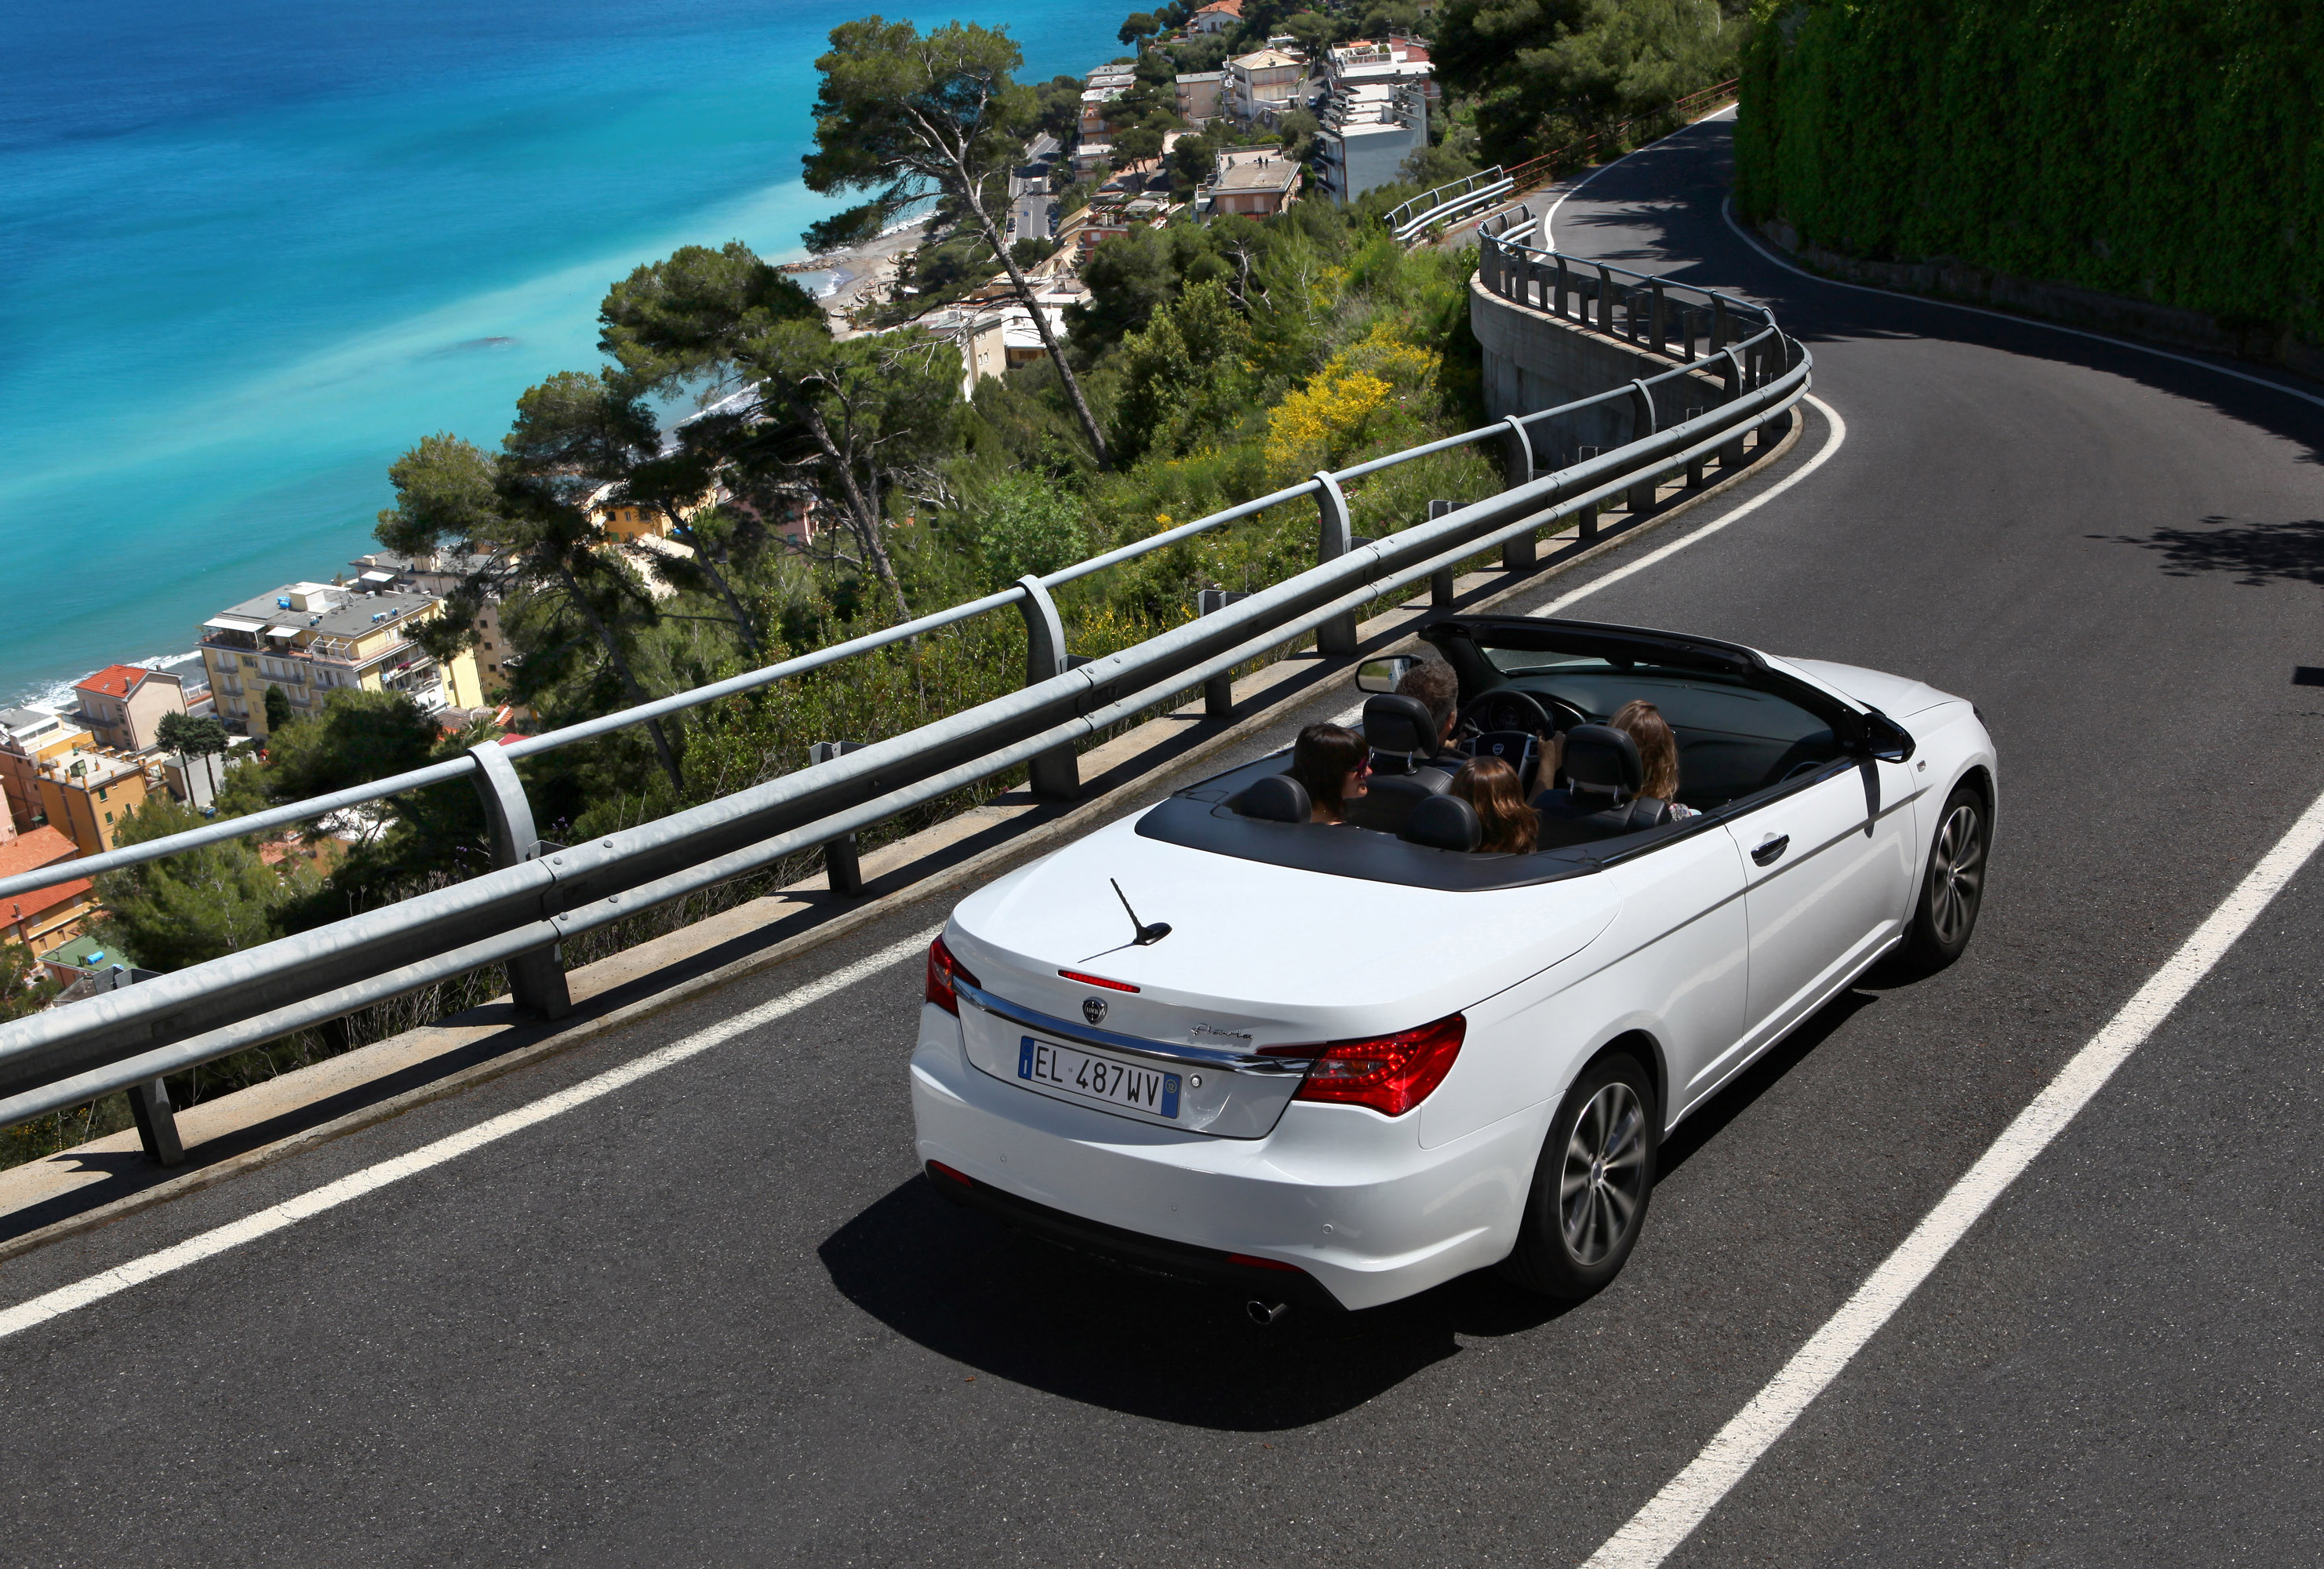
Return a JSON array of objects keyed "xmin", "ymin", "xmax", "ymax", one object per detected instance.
[{"xmin": 1246, "ymin": 1299, "xmax": 1290, "ymax": 1326}]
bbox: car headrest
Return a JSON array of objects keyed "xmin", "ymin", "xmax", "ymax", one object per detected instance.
[
  {"xmin": 1562, "ymin": 723, "xmax": 1642, "ymax": 799},
  {"xmin": 1362, "ymin": 693, "xmax": 1439, "ymax": 757},
  {"xmin": 1236, "ymin": 774, "xmax": 1311, "ymax": 823},
  {"xmin": 1401, "ymin": 792, "xmax": 1482, "ymax": 851}
]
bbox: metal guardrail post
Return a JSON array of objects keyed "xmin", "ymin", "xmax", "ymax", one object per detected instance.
[
  {"xmin": 1016, "ymin": 576, "xmax": 1080, "ymax": 799},
  {"xmin": 1650, "ymin": 280, "xmax": 1668, "ymax": 352},
  {"xmin": 1718, "ymin": 348, "xmax": 1748, "ymax": 468},
  {"xmin": 1595, "ymin": 266, "xmax": 1614, "ymax": 332},
  {"xmin": 1681, "ymin": 307, "xmax": 1698, "ymax": 362},
  {"xmin": 1711, "ymin": 296, "xmax": 1729, "ymax": 351},
  {"xmin": 469, "ymin": 741, "xmax": 572, "ymax": 1020},
  {"xmin": 128, "ymin": 1076, "xmax": 183, "ymax": 1167},
  {"xmin": 1683, "ymin": 406, "xmax": 1708, "ymax": 488},
  {"xmin": 1313, "ymin": 472, "xmax": 1359, "ymax": 656},
  {"xmin": 1627, "ymin": 380, "xmax": 1659, "ymax": 515},
  {"xmin": 1427, "ymin": 501, "xmax": 1458, "ymax": 604},
  {"xmin": 1758, "ymin": 336, "xmax": 1791, "ymax": 450},
  {"xmin": 1554, "ymin": 256, "xmax": 1571, "ymax": 319},
  {"xmin": 807, "ymin": 741, "xmax": 867, "ymax": 894},
  {"xmin": 1498, "ymin": 420, "xmax": 1537, "ymax": 570},
  {"xmin": 1195, "ymin": 589, "xmax": 1251, "ymax": 715}
]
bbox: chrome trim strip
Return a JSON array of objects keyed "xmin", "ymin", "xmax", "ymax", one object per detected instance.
[{"xmin": 953, "ymin": 980, "xmax": 1314, "ymax": 1076}]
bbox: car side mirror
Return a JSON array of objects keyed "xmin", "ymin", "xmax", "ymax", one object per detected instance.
[
  {"xmin": 1355, "ymin": 654, "xmax": 1420, "ymax": 694},
  {"xmin": 1861, "ymin": 710, "xmax": 1915, "ymax": 763}
]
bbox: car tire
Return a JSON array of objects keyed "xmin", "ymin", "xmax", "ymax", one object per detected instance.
[
  {"xmin": 1901, "ymin": 784, "xmax": 1988, "ymax": 970},
  {"xmin": 1498, "ymin": 1052, "xmax": 1659, "ymax": 1301}
]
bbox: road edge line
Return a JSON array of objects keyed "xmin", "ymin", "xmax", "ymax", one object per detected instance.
[{"xmin": 1581, "ymin": 781, "xmax": 2324, "ymax": 1567}]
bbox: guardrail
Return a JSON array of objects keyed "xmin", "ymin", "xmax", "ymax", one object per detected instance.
[
  {"xmin": 0, "ymin": 239, "xmax": 1811, "ymax": 1158},
  {"xmin": 1385, "ymin": 167, "xmax": 1514, "ymax": 245},
  {"xmin": 1394, "ymin": 79, "xmax": 1740, "ymax": 249}
]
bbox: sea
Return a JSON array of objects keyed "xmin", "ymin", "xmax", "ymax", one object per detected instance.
[{"xmin": 0, "ymin": 0, "xmax": 1123, "ymax": 710}]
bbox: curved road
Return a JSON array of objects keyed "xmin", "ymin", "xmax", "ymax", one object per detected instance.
[{"xmin": 4, "ymin": 118, "xmax": 2322, "ymax": 1566}]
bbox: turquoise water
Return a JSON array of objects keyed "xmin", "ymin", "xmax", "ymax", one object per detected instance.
[{"xmin": 0, "ymin": 0, "xmax": 1119, "ymax": 707}]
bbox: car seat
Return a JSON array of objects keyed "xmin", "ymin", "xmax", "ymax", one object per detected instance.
[
  {"xmin": 1344, "ymin": 693, "xmax": 1455, "ymax": 834},
  {"xmin": 1534, "ymin": 724, "xmax": 1672, "ymax": 848},
  {"xmin": 1235, "ymin": 774, "xmax": 1311, "ymax": 822},
  {"xmin": 1400, "ymin": 793, "xmax": 1482, "ymax": 852}
]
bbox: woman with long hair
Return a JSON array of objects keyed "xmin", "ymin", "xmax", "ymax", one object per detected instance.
[
  {"xmin": 1290, "ymin": 723, "xmax": 1370, "ymax": 824},
  {"xmin": 1449, "ymin": 755, "xmax": 1537, "ymax": 854},
  {"xmin": 1607, "ymin": 700, "xmax": 1699, "ymax": 819}
]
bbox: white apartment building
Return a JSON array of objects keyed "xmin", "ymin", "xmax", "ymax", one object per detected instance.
[{"xmin": 1315, "ymin": 78, "xmax": 1430, "ymax": 203}]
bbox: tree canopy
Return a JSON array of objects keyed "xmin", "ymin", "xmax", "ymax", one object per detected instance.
[{"xmin": 801, "ymin": 18, "xmax": 1114, "ymax": 467}]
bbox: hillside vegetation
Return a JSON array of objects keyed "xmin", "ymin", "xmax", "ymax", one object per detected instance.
[{"xmin": 1734, "ymin": 0, "xmax": 2324, "ymax": 348}]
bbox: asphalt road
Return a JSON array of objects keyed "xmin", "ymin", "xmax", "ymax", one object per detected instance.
[{"xmin": 5, "ymin": 117, "xmax": 2322, "ymax": 1566}]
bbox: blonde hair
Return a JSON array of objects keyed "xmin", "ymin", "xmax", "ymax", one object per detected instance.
[
  {"xmin": 1609, "ymin": 700, "xmax": 1682, "ymax": 802},
  {"xmin": 1451, "ymin": 755, "xmax": 1537, "ymax": 854}
]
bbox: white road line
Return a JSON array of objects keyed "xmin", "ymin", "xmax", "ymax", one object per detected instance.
[
  {"xmin": 0, "ymin": 926, "xmax": 944, "ymax": 1345},
  {"xmin": 1583, "ymin": 783, "xmax": 2324, "ymax": 1568},
  {"xmin": 1542, "ymin": 102, "xmax": 1737, "ymax": 241},
  {"xmin": 1538, "ymin": 394, "xmax": 1846, "ymax": 617}
]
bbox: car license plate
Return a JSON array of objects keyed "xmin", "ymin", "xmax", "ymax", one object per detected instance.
[{"xmin": 1018, "ymin": 1036, "xmax": 1180, "ymax": 1119}]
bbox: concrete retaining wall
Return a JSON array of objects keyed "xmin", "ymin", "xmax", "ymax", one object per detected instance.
[{"xmin": 1468, "ymin": 276, "xmax": 1726, "ymax": 474}]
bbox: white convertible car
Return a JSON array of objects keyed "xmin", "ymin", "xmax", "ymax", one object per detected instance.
[{"xmin": 911, "ymin": 616, "xmax": 1995, "ymax": 1319}]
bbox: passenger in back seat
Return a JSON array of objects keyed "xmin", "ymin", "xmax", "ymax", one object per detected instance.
[
  {"xmin": 1607, "ymin": 701, "xmax": 1699, "ymax": 821},
  {"xmin": 1449, "ymin": 756, "xmax": 1537, "ymax": 854}
]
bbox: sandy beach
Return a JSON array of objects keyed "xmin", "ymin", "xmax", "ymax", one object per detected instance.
[{"xmin": 811, "ymin": 218, "xmax": 935, "ymax": 326}]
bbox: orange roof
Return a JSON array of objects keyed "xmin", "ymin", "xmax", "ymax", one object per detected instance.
[
  {"xmin": 0, "ymin": 827, "xmax": 87, "ymax": 918},
  {"xmin": 0, "ymin": 825, "xmax": 77, "ymax": 880},
  {"xmin": 1196, "ymin": 0, "xmax": 1242, "ymax": 14},
  {"xmin": 73, "ymin": 664, "xmax": 153, "ymax": 699}
]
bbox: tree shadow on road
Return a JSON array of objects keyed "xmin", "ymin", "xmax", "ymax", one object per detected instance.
[
  {"xmin": 819, "ymin": 1179, "xmax": 1580, "ymax": 1432},
  {"xmin": 2089, "ymin": 515, "xmax": 2324, "ymax": 590}
]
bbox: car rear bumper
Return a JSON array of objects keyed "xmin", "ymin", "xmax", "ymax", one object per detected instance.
[{"xmin": 911, "ymin": 1005, "xmax": 1541, "ymax": 1312}]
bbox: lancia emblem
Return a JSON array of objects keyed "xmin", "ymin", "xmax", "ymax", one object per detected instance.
[{"xmin": 1082, "ymin": 997, "xmax": 1108, "ymax": 1025}]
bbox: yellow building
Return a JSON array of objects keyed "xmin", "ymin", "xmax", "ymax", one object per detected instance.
[
  {"xmin": 198, "ymin": 581, "xmax": 485, "ymax": 739},
  {"xmin": 34, "ymin": 745, "xmax": 152, "ymax": 858},
  {"xmin": 0, "ymin": 707, "xmax": 95, "ymax": 836}
]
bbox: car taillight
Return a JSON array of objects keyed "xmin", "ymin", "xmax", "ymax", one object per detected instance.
[
  {"xmin": 926, "ymin": 936, "xmax": 979, "ymax": 1015},
  {"xmin": 1261, "ymin": 1014, "xmax": 1466, "ymax": 1118}
]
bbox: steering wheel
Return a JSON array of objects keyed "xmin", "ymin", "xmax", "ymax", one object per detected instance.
[{"xmin": 1457, "ymin": 688, "xmax": 1581, "ymax": 739}]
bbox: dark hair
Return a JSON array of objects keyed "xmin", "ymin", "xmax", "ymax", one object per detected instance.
[
  {"xmin": 1450, "ymin": 755, "xmax": 1537, "ymax": 854},
  {"xmin": 1395, "ymin": 660, "xmax": 1458, "ymax": 741},
  {"xmin": 1291, "ymin": 723, "xmax": 1368, "ymax": 819},
  {"xmin": 1609, "ymin": 700, "xmax": 1682, "ymax": 802}
]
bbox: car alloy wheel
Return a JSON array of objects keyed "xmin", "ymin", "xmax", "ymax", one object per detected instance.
[
  {"xmin": 1903, "ymin": 783, "xmax": 1988, "ymax": 970},
  {"xmin": 1500, "ymin": 1051, "xmax": 1659, "ymax": 1299},
  {"xmin": 1559, "ymin": 1081, "xmax": 1647, "ymax": 1265},
  {"xmin": 1928, "ymin": 802, "xmax": 1984, "ymax": 948}
]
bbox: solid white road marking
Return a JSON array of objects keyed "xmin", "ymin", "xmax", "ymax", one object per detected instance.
[
  {"xmin": 1582, "ymin": 783, "xmax": 2324, "ymax": 1567},
  {"xmin": 0, "ymin": 925, "xmax": 944, "ymax": 1344},
  {"xmin": 1540, "ymin": 395, "xmax": 1846, "ymax": 616}
]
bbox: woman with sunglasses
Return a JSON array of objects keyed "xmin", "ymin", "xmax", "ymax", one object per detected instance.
[{"xmin": 1290, "ymin": 723, "xmax": 1371, "ymax": 824}]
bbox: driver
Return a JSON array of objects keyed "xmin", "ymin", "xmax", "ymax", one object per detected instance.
[{"xmin": 1394, "ymin": 659, "xmax": 1464, "ymax": 763}]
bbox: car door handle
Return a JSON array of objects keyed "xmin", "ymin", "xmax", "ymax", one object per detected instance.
[{"xmin": 1751, "ymin": 834, "xmax": 1790, "ymax": 866}]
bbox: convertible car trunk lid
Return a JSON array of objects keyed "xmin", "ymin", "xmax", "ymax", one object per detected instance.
[{"xmin": 943, "ymin": 813, "xmax": 1617, "ymax": 1136}]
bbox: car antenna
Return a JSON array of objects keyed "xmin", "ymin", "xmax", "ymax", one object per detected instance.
[{"xmin": 1112, "ymin": 879, "xmax": 1172, "ymax": 946}]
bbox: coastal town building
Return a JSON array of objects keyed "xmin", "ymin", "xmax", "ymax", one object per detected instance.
[
  {"xmin": 349, "ymin": 546, "xmax": 521, "ymax": 701},
  {"xmin": 1174, "ymin": 71, "xmax": 1225, "ymax": 123},
  {"xmin": 197, "ymin": 581, "xmax": 485, "ymax": 738},
  {"xmin": 1315, "ymin": 76, "xmax": 1430, "ymax": 202},
  {"xmin": 1227, "ymin": 48, "xmax": 1308, "ymax": 124},
  {"xmin": 1322, "ymin": 37, "xmax": 1437, "ymax": 101},
  {"xmin": 1199, "ymin": 149, "xmax": 1304, "ymax": 217},
  {"xmin": 1187, "ymin": 0, "xmax": 1242, "ymax": 35},
  {"xmin": 0, "ymin": 825, "xmax": 92, "ymax": 958},
  {"xmin": 0, "ymin": 708, "xmax": 93, "ymax": 836},
  {"xmin": 69, "ymin": 664, "xmax": 187, "ymax": 754},
  {"xmin": 34, "ymin": 744, "xmax": 152, "ymax": 857}
]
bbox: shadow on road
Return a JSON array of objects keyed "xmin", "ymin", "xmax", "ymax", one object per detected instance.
[
  {"xmin": 820, "ymin": 1178, "xmax": 1581, "ymax": 1431},
  {"xmin": 2090, "ymin": 515, "xmax": 2324, "ymax": 590},
  {"xmin": 1660, "ymin": 986, "xmax": 1875, "ymax": 1176}
]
